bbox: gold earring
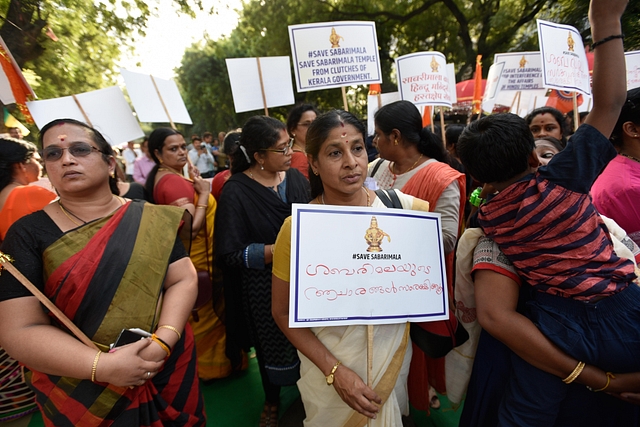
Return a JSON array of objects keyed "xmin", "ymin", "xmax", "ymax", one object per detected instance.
[
  {"xmin": 394, "ymin": 138, "xmax": 398, "ymax": 146},
  {"xmin": 313, "ymin": 169, "xmax": 319, "ymax": 176}
]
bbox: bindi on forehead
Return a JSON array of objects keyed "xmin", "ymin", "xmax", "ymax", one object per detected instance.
[{"xmin": 58, "ymin": 134, "xmax": 67, "ymax": 141}]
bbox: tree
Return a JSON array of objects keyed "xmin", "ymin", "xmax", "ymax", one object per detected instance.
[
  {"xmin": 0, "ymin": 0, "xmax": 201, "ymax": 99},
  {"xmin": 178, "ymin": 0, "xmax": 569, "ymax": 131}
]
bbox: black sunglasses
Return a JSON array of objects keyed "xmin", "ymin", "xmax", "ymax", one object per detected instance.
[{"xmin": 43, "ymin": 142, "xmax": 103, "ymax": 162}]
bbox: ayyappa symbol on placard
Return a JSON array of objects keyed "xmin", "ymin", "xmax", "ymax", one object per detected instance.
[
  {"xmin": 329, "ymin": 28, "xmax": 344, "ymax": 48},
  {"xmin": 567, "ymin": 32, "xmax": 575, "ymax": 52},
  {"xmin": 430, "ymin": 56, "xmax": 440, "ymax": 73},
  {"xmin": 519, "ymin": 55, "xmax": 528, "ymax": 68},
  {"xmin": 364, "ymin": 216, "xmax": 391, "ymax": 252}
]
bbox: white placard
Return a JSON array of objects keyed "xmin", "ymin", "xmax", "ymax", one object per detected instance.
[
  {"xmin": 447, "ymin": 63, "xmax": 457, "ymax": 104},
  {"xmin": 483, "ymin": 63, "xmax": 504, "ymax": 102},
  {"xmin": 225, "ymin": 56, "xmax": 295, "ymax": 113},
  {"xmin": 493, "ymin": 52, "xmax": 544, "ymax": 93},
  {"xmin": 120, "ymin": 68, "xmax": 192, "ymax": 124},
  {"xmin": 366, "ymin": 91, "xmax": 400, "ymax": 136},
  {"xmin": 537, "ymin": 20, "xmax": 591, "ymax": 96},
  {"xmin": 289, "ymin": 204, "xmax": 448, "ymax": 328},
  {"xmin": 396, "ymin": 52, "xmax": 453, "ymax": 107},
  {"xmin": 288, "ymin": 21, "xmax": 382, "ymax": 92},
  {"xmin": 626, "ymin": 51, "xmax": 640, "ymax": 90},
  {"xmin": 27, "ymin": 86, "xmax": 144, "ymax": 145}
]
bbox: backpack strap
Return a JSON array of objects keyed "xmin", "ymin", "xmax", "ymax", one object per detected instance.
[
  {"xmin": 369, "ymin": 158, "xmax": 385, "ymax": 178},
  {"xmin": 374, "ymin": 189, "xmax": 403, "ymax": 209}
]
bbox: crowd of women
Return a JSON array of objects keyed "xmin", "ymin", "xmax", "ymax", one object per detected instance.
[{"xmin": 1, "ymin": 1, "xmax": 639, "ymax": 426}]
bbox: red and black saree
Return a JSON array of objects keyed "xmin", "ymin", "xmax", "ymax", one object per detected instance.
[{"xmin": 26, "ymin": 200, "xmax": 205, "ymax": 427}]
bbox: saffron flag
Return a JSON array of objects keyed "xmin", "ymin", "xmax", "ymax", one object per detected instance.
[
  {"xmin": 472, "ymin": 55, "xmax": 483, "ymax": 114},
  {"xmin": 368, "ymin": 84, "xmax": 382, "ymax": 95},
  {"xmin": 422, "ymin": 106, "xmax": 432, "ymax": 128},
  {"xmin": 0, "ymin": 36, "xmax": 35, "ymax": 123}
]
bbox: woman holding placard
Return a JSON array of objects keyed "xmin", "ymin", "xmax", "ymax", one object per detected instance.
[{"xmin": 272, "ymin": 110, "xmax": 429, "ymax": 426}]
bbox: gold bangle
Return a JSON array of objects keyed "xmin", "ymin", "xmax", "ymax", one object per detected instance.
[
  {"xmin": 151, "ymin": 334, "xmax": 171, "ymax": 357},
  {"xmin": 196, "ymin": 205, "xmax": 207, "ymax": 209},
  {"xmin": 592, "ymin": 372, "xmax": 616, "ymax": 392},
  {"xmin": 562, "ymin": 361, "xmax": 586, "ymax": 384},
  {"xmin": 91, "ymin": 351, "xmax": 102, "ymax": 383},
  {"xmin": 326, "ymin": 361, "xmax": 341, "ymax": 386},
  {"xmin": 157, "ymin": 324, "xmax": 182, "ymax": 340}
]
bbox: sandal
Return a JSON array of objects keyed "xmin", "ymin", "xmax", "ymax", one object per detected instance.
[
  {"xmin": 259, "ymin": 402, "xmax": 278, "ymax": 427},
  {"xmin": 428, "ymin": 385, "xmax": 441, "ymax": 410}
]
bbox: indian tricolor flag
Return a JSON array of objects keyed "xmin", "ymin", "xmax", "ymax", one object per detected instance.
[{"xmin": 0, "ymin": 36, "xmax": 36, "ymax": 123}]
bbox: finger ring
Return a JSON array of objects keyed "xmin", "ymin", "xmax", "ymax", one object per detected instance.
[{"xmin": 146, "ymin": 371, "xmax": 151, "ymax": 379}]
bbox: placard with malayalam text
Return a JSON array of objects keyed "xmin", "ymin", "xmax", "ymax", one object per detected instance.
[{"xmin": 289, "ymin": 204, "xmax": 448, "ymax": 328}]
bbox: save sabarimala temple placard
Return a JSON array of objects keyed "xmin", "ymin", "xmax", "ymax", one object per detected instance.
[
  {"xmin": 288, "ymin": 21, "xmax": 382, "ymax": 92},
  {"xmin": 288, "ymin": 204, "xmax": 448, "ymax": 328}
]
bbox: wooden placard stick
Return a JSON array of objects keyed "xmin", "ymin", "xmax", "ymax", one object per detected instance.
[
  {"xmin": 367, "ymin": 324, "xmax": 373, "ymax": 427},
  {"xmin": 341, "ymin": 87, "xmax": 349, "ymax": 112},
  {"xmin": 256, "ymin": 58, "xmax": 269, "ymax": 117},
  {"xmin": 72, "ymin": 95, "xmax": 93, "ymax": 127},
  {"xmin": 150, "ymin": 75, "xmax": 176, "ymax": 130},
  {"xmin": 440, "ymin": 107, "xmax": 447, "ymax": 148},
  {"xmin": 572, "ymin": 92, "xmax": 579, "ymax": 132},
  {"xmin": 510, "ymin": 91, "xmax": 522, "ymax": 113},
  {"xmin": 0, "ymin": 252, "xmax": 99, "ymax": 350}
]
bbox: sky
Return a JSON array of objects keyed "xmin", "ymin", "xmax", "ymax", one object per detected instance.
[{"xmin": 117, "ymin": 0, "xmax": 243, "ymax": 80}]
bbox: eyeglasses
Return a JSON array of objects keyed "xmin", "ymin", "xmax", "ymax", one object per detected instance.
[
  {"xmin": 297, "ymin": 121, "xmax": 314, "ymax": 128},
  {"xmin": 260, "ymin": 139, "xmax": 294, "ymax": 155},
  {"xmin": 43, "ymin": 142, "xmax": 103, "ymax": 162}
]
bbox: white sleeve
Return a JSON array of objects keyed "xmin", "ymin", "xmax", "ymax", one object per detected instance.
[{"xmin": 433, "ymin": 180, "xmax": 461, "ymax": 254}]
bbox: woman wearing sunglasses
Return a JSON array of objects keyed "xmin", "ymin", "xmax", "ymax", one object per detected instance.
[
  {"xmin": 286, "ymin": 103, "xmax": 319, "ymax": 179},
  {"xmin": 0, "ymin": 118, "xmax": 206, "ymax": 426},
  {"xmin": 215, "ymin": 116, "xmax": 310, "ymax": 427}
]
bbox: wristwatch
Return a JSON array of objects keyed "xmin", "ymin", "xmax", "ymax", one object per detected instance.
[
  {"xmin": 326, "ymin": 361, "xmax": 341, "ymax": 386},
  {"xmin": 469, "ymin": 187, "xmax": 485, "ymax": 208}
]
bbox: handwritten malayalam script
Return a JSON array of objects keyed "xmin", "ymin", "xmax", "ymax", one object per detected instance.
[
  {"xmin": 544, "ymin": 51, "xmax": 589, "ymax": 87},
  {"xmin": 303, "ymin": 262, "xmax": 443, "ymax": 301},
  {"xmin": 627, "ymin": 52, "xmax": 640, "ymax": 89}
]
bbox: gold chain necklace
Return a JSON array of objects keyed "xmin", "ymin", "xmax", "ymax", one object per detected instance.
[
  {"xmin": 390, "ymin": 154, "xmax": 423, "ymax": 176},
  {"xmin": 321, "ymin": 187, "xmax": 370, "ymax": 206},
  {"xmin": 58, "ymin": 201, "xmax": 84, "ymax": 226},
  {"xmin": 58, "ymin": 197, "xmax": 125, "ymax": 226},
  {"xmin": 158, "ymin": 167, "xmax": 192, "ymax": 182},
  {"xmin": 621, "ymin": 153, "xmax": 640, "ymax": 164}
]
